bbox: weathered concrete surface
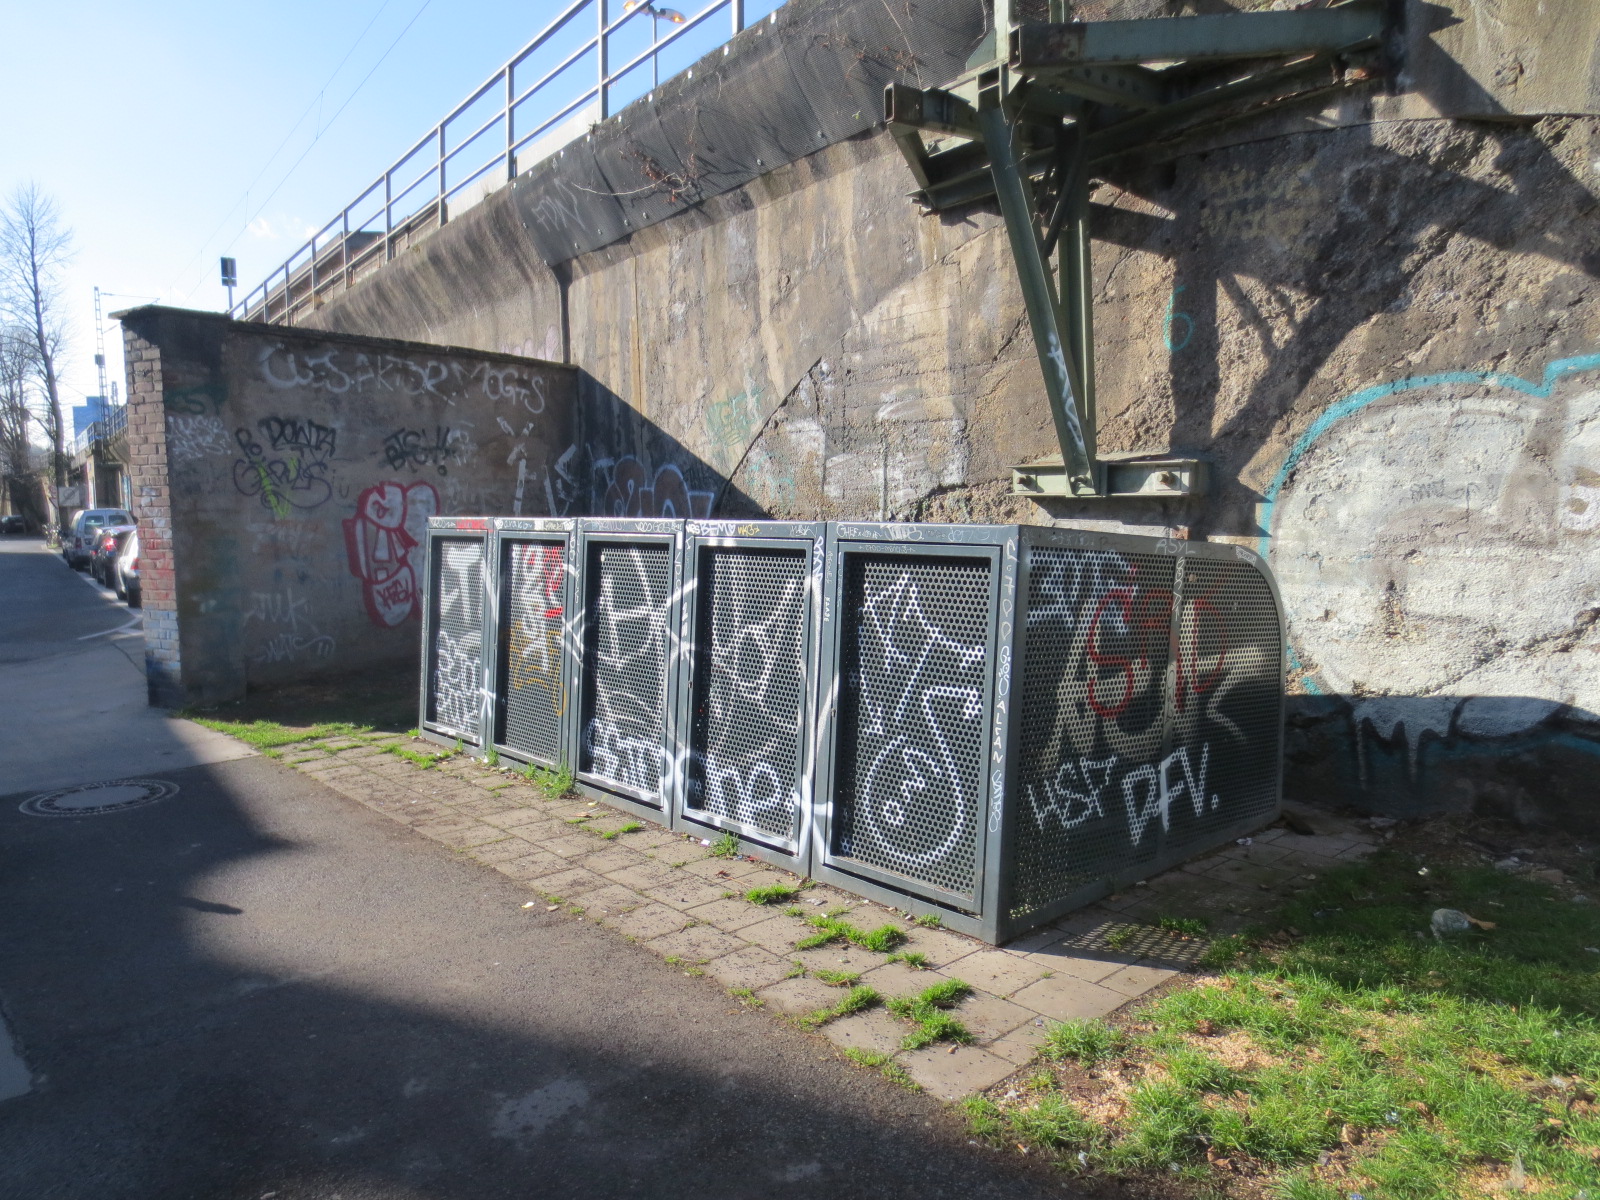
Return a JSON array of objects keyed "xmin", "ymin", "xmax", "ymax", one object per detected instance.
[
  {"xmin": 118, "ymin": 308, "xmax": 577, "ymax": 705},
  {"xmin": 0, "ymin": 538, "xmax": 253, "ymax": 792},
  {"xmin": 301, "ymin": 0, "xmax": 1600, "ymax": 827}
]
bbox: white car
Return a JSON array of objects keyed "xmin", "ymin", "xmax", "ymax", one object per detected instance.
[{"xmin": 114, "ymin": 530, "xmax": 141, "ymax": 608}]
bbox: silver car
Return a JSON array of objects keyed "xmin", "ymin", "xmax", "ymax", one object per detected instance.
[{"xmin": 64, "ymin": 508, "xmax": 132, "ymax": 570}]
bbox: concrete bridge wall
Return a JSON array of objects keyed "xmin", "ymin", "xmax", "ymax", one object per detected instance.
[{"xmin": 293, "ymin": 0, "xmax": 1600, "ymax": 830}]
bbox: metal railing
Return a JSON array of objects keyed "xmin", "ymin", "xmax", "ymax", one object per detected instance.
[
  {"xmin": 233, "ymin": 0, "xmax": 778, "ymax": 326},
  {"xmin": 71, "ymin": 405, "xmax": 128, "ymax": 458}
]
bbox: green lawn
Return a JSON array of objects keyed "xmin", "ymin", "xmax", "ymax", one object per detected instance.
[{"xmin": 968, "ymin": 847, "xmax": 1600, "ymax": 1199}]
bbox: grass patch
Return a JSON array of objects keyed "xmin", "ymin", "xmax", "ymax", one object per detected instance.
[
  {"xmin": 974, "ymin": 843, "xmax": 1600, "ymax": 1199},
  {"xmin": 914, "ymin": 913, "xmax": 943, "ymax": 928},
  {"xmin": 522, "ymin": 762, "xmax": 574, "ymax": 797},
  {"xmin": 795, "ymin": 915, "xmax": 908, "ymax": 953},
  {"xmin": 799, "ymin": 985, "xmax": 881, "ymax": 1029},
  {"xmin": 886, "ymin": 979, "xmax": 973, "ymax": 1050},
  {"xmin": 1041, "ymin": 1018, "xmax": 1125, "ymax": 1068},
  {"xmin": 886, "ymin": 951, "xmax": 931, "ymax": 970},
  {"xmin": 600, "ymin": 821, "xmax": 644, "ymax": 840},
  {"xmin": 484, "ymin": 747, "xmax": 500, "ymax": 768},
  {"xmin": 729, "ymin": 987, "xmax": 764, "ymax": 1008},
  {"xmin": 844, "ymin": 1047, "xmax": 919, "ymax": 1090},
  {"xmin": 784, "ymin": 959, "xmax": 806, "ymax": 980},
  {"xmin": 745, "ymin": 882, "xmax": 802, "ymax": 906},
  {"xmin": 812, "ymin": 968, "xmax": 862, "ymax": 987},
  {"xmin": 187, "ymin": 717, "xmax": 369, "ymax": 751},
  {"xmin": 708, "ymin": 830, "xmax": 740, "ymax": 859},
  {"xmin": 177, "ymin": 664, "xmax": 416, "ymax": 735},
  {"xmin": 1158, "ymin": 915, "xmax": 1209, "ymax": 937},
  {"xmin": 382, "ymin": 742, "xmax": 449, "ymax": 768}
]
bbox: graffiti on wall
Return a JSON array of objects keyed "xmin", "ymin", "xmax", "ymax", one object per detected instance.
[
  {"xmin": 244, "ymin": 586, "xmax": 337, "ymax": 665},
  {"xmin": 259, "ymin": 343, "xmax": 550, "ymax": 412},
  {"xmin": 167, "ymin": 413, "xmax": 233, "ymax": 462},
  {"xmin": 343, "ymin": 481, "xmax": 440, "ymax": 627},
  {"xmin": 1264, "ymin": 352, "xmax": 1600, "ymax": 798},
  {"xmin": 232, "ymin": 417, "xmax": 338, "ymax": 516},
  {"xmin": 382, "ymin": 426, "xmax": 466, "ymax": 475}
]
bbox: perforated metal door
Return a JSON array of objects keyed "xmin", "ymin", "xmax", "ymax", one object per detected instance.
[
  {"xmin": 579, "ymin": 541, "xmax": 673, "ymax": 801},
  {"xmin": 1009, "ymin": 547, "xmax": 1178, "ymax": 918},
  {"xmin": 683, "ymin": 546, "xmax": 809, "ymax": 846},
  {"xmin": 427, "ymin": 538, "xmax": 484, "ymax": 740},
  {"xmin": 1165, "ymin": 557, "xmax": 1282, "ymax": 853},
  {"xmin": 500, "ymin": 538, "xmax": 567, "ymax": 765},
  {"xmin": 828, "ymin": 552, "xmax": 994, "ymax": 904}
]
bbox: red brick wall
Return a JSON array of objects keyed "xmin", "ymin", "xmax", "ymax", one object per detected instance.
[{"xmin": 122, "ymin": 331, "xmax": 181, "ymax": 706}]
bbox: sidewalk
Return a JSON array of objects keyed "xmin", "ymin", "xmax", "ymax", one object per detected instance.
[{"xmin": 281, "ymin": 734, "xmax": 1377, "ymax": 1100}]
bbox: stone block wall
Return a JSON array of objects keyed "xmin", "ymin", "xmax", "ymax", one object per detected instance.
[{"xmin": 116, "ymin": 307, "xmax": 578, "ymax": 706}]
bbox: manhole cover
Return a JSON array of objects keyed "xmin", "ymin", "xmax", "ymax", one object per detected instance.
[{"xmin": 19, "ymin": 779, "xmax": 178, "ymax": 817}]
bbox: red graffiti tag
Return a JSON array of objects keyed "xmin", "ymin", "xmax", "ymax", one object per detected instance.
[{"xmin": 343, "ymin": 480, "xmax": 439, "ymax": 627}]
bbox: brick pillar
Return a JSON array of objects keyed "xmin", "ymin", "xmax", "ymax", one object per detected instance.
[{"xmin": 123, "ymin": 330, "xmax": 182, "ymax": 706}]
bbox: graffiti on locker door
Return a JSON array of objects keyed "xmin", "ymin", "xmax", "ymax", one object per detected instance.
[
  {"xmin": 430, "ymin": 539, "xmax": 484, "ymax": 735},
  {"xmin": 1014, "ymin": 546, "xmax": 1275, "ymax": 901},
  {"xmin": 343, "ymin": 481, "xmax": 439, "ymax": 627},
  {"xmin": 684, "ymin": 550, "xmax": 809, "ymax": 841},
  {"xmin": 506, "ymin": 542, "xmax": 567, "ymax": 746},
  {"xmin": 582, "ymin": 544, "xmax": 672, "ymax": 795},
  {"xmin": 835, "ymin": 557, "xmax": 989, "ymax": 894}
]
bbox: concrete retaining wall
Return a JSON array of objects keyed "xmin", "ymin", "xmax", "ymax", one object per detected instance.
[
  {"xmin": 293, "ymin": 0, "xmax": 1600, "ymax": 829},
  {"xmin": 119, "ymin": 308, "xmax": 577, "ymax": 706}
]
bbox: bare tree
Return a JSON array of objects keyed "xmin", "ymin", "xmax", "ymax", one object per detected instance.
[
  {"xmin": 0, "ymin": 184, "xmax": 72, "ymax": 502},
  {"xmin": 0, "ymin": 328, "xmax": 33, "ymax": 476}
]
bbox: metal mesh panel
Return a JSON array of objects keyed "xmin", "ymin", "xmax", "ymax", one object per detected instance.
[
  {"xmin": 501, "ymin": 539, "xmax": 566, "ymax": 764},
  {"xmin": 1011, "ymin": 547, "xmax": 1178, "ymax": 917},
  {"xmin": 428, "ymin": 538, "xmax": 483, "ymax": 737},
  {"xmin": 684, "ymin": 547, "xmax": 809, "ymax": 841},
  {"xmin": 1164, "ymin": 558, "xmax": 1282, "ymax": 853},
  {"xmin": 831, "ymin": 554, "xmax": 991, "ymax": 898},
  {"xmin": 579, "ymin": 541, "xmax": 673, "ymax": 799}
]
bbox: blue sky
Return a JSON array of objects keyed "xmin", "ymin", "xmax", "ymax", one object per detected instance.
[{"xmin": 0, "ymin": 0, "xmax": 783, "ymax": 408}]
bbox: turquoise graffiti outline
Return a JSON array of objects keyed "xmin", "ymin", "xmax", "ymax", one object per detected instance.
[{"xmin": 1254, "ymin": 349, "xmax": 1600, "ymax": 694}]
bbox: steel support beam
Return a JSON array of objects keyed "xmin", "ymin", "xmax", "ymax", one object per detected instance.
[
  {"xmin": 1011, "ymin": 3, "xmax": 1385, "ymax": 68},
  {"xmin": 978, "ymin": 101, "xmax": 1097, "ymax": 496}
]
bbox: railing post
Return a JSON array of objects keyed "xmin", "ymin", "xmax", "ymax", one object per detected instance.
[
  {"xmin": 598, "ymin": 0, "xmax": 609, "ymax": 119},
  {"xmin": 732, "ymin": 0, "xmax": 744, "ymax": 34},
  {"xmin": 310, "ymin": 231, "xmax": 320, "ymax": 300},
  {"xmin": 385, "ymin": 170, "xmax": 394, "ymax": 261},
  {"xmin": 343, "ymin": 209, "xmax": 351, "ymax": 290},
  {"xmin": 505, "ymin": 66, "xmax": 516, "ymax": 182},
  {"xmin": 283, "ymin": 264, "xmax": 293, "ymax": 325},
  {"xmin": 438, "ymin": 123, "xmax": 448, "ymax": 225}
]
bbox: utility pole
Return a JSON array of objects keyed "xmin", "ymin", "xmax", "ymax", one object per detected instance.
[{"xmin": 93, "ymin": 286, "xmax": 109, "ymax": 404}]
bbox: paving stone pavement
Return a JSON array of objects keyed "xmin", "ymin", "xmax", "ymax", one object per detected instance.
[{"xmin": 282, "ymin": 738, "xmax": 1377, "ymax": 1101}]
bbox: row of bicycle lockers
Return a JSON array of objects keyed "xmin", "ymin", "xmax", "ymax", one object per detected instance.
[{"xmin": 418, "ymin": 515, "xmax": 1287, "ymax": 944}]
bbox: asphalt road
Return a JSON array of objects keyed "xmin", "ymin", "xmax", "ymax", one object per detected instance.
[{"xmin": 0, "ymin": 537, "xmax": 1062, "ymax": 1200}]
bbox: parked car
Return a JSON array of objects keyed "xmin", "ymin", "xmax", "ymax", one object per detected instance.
[
  {"xmin": 1, "ymin": 514, "xmax": 24, "ymax": 534},
  {"xmin": 90, "ymin": 524, "xmax": 136, "ymax": 587},
  {"xmin": 63, "ymin": 508, "xmax": 132, "ymax": 570},
  {"xmin": 115, "ymin": 530, "xmax": 140, "ymax": 608}
]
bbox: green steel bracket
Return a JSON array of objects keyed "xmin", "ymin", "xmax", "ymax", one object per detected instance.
[{"xmin": 885, "ymin": 0, "xmax": 1395, "ymax": 499}]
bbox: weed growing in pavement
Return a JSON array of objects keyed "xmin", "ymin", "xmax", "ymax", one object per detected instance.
[
  {"xmin": 886, "ymin": 979, "xmax": 973, "ymax": 1050},
  {"xmin": 886, "ymin": 951, "xmax": 931, "ymax": 970},
  {"xmin": 484, "ymin": 747, "xmax": 500, "ymax": 768},
  {"xmin": 784, "ymin": 960, "xmax": 806, "ymax": 980},
  {"xmin": 811, "ymin": 968, "xmax": 861, "ymax": 987},
  {"xmin": 795, "ymin": 915, "xmax": 907, "ymax": 953},
  {"xmin": 384, "ymin": 743, "xmax": 448, "ymax": 768},
  {"xmin": 1102, "ymin": 926, "xmax": 1137, "ymax": 950},
  {"xmin": 914, "ymin": 913, "xmax": 943, "ymax": 928},
  {"xmin": 745, "ymin": 882, "xmax": 802, "ymax": 906},
  {"xmin": 799, "ymin": 985, "xmax": 881, "ymax": 1029},
  {"xmin": 843, "ymin": 1048, "xmax": 920, "ymax": 1090},
  {"xmin": 709, "ymin": 830, "xmax": 740, "ymax": 859},
  {"xmin": 967, "ymin": 846, "xmax": 1600, "ymax": 1199},
  {"xmin": 784, "ymin": 905, "xmax": 805, "ymax": 917},
  {"xmin": 600, "ymin": 821, "xmax": 644, "ymax": 840},
  {"xmin": 451, "ymin": 738, "xmax": 463, "ymax": 756},
  {"xmin": 1157, "ymin": 915, "xmax": 1208, "ymax": 937},
  {"xmin": 729, "ymin": 987, "xmax": 765, "ymax": 1008}
]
